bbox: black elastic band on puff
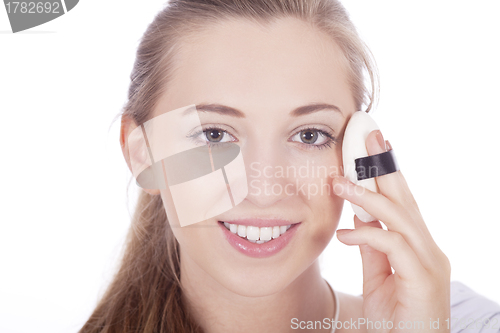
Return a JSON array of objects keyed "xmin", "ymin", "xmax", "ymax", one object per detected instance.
[{"xmin": 354, "ymin": 149, "xmax": 399, "ymax": 181}]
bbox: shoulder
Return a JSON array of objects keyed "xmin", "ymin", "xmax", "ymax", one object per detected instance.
[{"xmin": 450, "ymin": 281, "xmax": 500, "ymax": 333}]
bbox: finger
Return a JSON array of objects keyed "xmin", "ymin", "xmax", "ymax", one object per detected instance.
[
  {"xmin": 366, "ymin": 130, "xmax": 421, "ymax": 217},
  {"xmin": 353, "ymin": 215, "xmax": 392, "ymax": 295},
  {"xmin": 332, "ymin": 174, "xmax": 412, "ymax": 235},
  {"xmin": 336, "ymin": 223, "xmax": 427, "ymax": 282},
  {"xmin": 366, "ymin": 130, "xmax": 433, "ymax": 239},
  {"xmin": 332, "ymin": 175, "xmax": 439, "ymax": 271}
]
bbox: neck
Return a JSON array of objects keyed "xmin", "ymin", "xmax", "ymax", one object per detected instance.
[{"xmin": 179, "ymin": 249, "xmax": 335, "ymax": 333}]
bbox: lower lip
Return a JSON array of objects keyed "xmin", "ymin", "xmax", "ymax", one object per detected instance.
[{"xmin": 218, "ymin": 221, "xmax": 300, "ymax": 258}]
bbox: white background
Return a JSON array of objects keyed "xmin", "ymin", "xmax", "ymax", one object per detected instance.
[{"xmin": 1, "ymin": 1, "xmax": 499, "ymax": 332}]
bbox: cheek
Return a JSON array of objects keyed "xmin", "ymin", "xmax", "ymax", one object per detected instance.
[
  {"xmin": 308, "ymin": 187, "xmax": 344, "ymax": 245},
  {"xmin": 160, "ymin": 186, "xmax": 222, "ymax": 263},
  {"xmin": 169, "ymin": 220, "xmax": 217, "ymax": 258},
  {"xmin": 291, "ymin": 149, "xmax": 344, "ymax": 247},
  {"xmin": 160, "ymin": 187, "xmax": 214, "ymax": 251},
  {"xmin": 295, "ymin": 195, "xmax": 343, "ymax": 264},
  {"xmin": 160, "ymin": 188, "xmax": 181, "ymax": 228},
  {"xmin": 288, "ymin": 145, "xmax": 343, "ymax": 201}
]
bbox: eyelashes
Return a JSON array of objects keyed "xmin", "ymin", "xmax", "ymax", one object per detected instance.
[
  {"xmin": 186, "ymin": 125, "xmax": 237, "ymax": 147},
  {"xmin": 290, "ymin": 126, "xmax": 338, "ymax": 150},
  {"xmin": 187, "ymin": 125, "xmax": 338, "ymax": 150}
]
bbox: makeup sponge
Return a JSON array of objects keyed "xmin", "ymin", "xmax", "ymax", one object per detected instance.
[{"xmin": 342, "ymin": 111, "xmax": 380, "ymax": 222}]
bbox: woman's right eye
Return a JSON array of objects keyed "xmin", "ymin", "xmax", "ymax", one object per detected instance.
[
  {"xmin": 205, "ymin": 129, "xmax": 231, "ymax": 143},
  {"xmin": 187, "ymin": 126, "xmax": 237, "ymax": 145}
]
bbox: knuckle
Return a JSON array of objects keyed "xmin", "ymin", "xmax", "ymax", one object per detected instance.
[
  {"xmin": 429, "ymin": 250, "xmax": 452, "ymax": 277},
  {"xmin": 441, "ymin": 253, "xmax": 452, "ymax": 275},
  {"xmin": 390, "ymin": 232, "xmax": 406, "ymax": 248},
  {"xmin": 357, "ymin": 226, "xmax": 373, "ymax": 236},
  {"xmin": 393, "ymin": 205, "xmax": 411, "ymax": 222}
]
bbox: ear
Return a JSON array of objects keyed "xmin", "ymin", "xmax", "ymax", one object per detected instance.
[{"xmin": 120, "ymin": 114, "xmax": 161, "ymax": 195}]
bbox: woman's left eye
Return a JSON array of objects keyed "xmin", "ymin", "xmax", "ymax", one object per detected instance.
[{"xmin": 290, "ymin": 128, "xmax": 335, "ymax": 148}]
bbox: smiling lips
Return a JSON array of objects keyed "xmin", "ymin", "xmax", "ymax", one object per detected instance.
[{"xmin": 218, "ymin": 219, "xmax": 300, "ymax": 258}]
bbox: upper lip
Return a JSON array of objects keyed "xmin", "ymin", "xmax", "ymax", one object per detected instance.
[{"xmin": 218, "ymin": 218, "xmax": 300, "ymax": 228}]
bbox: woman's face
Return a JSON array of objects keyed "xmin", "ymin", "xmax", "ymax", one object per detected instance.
[{"xmin": 151, "ymin": 17, "xmax": 356, "ymax": 296}]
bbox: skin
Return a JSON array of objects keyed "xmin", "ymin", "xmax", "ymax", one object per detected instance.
[{"xmin": 120, "ymin": 17, "xmax": 451, "ymax": 333}]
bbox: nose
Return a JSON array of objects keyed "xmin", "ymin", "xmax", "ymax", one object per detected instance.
[{"xmin": 242, "ymin": 142, "xmax": 291, "ymax": 208}]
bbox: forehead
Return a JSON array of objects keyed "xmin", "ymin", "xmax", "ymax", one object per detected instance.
[{"xmin": 159, "ymin": 17, "xmax": 355, "ymax": 115}]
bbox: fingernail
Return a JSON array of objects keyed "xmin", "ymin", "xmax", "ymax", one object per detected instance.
[
  {"xmin": 376, "ymin": 130, "xmax": 386, "ymax": 151},
  {"xmin": 385, "ymin": 140, "xmax": 392, "ymax": 151},
  {"xmin": 332, "ymin": 176, "xmax": 345, "ymax": 195},
  {"xmin": 332, "ymin": 175, "xmax": 352, "ymax": 196},
  {"xmin": 332, "ymin": 175, "xmax": 349, "ymax": 184},
  {"xmin": 336, "ymin": 229, "xmax": 353, "ymax": 236}
]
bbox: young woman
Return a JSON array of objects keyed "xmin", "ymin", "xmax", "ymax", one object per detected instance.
[{"xmin": 79, "ymin": 1, "xmax": 499, "ymax": 332}]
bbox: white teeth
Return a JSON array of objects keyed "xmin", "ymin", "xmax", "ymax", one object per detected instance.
[
  {"xmin": 260, "ymin": 227, "xmax": 272, "ymax": 241},
  {"xmin": 272, "ymin": 226, "xmax": 280, "ymax": 239},
  {"xmin": 237, "ymin": 225, "xmax": 247, "ymax": 238},
  {"xmin": 222, "ymin": 222, "xmax": 294, "ymax": 243},
  {"xmin": 246, "ymin": 226, "xmax": 260, "ymax": 241}
]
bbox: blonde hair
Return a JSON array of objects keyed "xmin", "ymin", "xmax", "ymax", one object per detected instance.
[{"xmin": 79, "ymin": 1, "xmax": 378, "ymax": 332}]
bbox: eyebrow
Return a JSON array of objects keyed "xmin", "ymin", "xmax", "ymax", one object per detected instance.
[
  {"xmin": 194, "ymin": 103, "xmax": 246, "ymax": 118},
  {"xmin": 290, "ymin": 103, "xmax": 344, "ymax": 118},
  {"xmin": 191, "ymin": 103, "xmax": 344, "ymax": 118}
]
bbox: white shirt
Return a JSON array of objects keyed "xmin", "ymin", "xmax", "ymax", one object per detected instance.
[{"xmin": 326, "ymin": 281, "xmax": 500, "ymax": 333}]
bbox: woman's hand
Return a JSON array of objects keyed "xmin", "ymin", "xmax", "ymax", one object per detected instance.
[{"xmin": 332, "ymin": 129, "xmax": 451, "ymax": 333}]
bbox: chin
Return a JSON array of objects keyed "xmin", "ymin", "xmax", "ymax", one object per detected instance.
[{"xmin": 214, "ymin": 261, "xmax": 306, "ymax": 297}]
